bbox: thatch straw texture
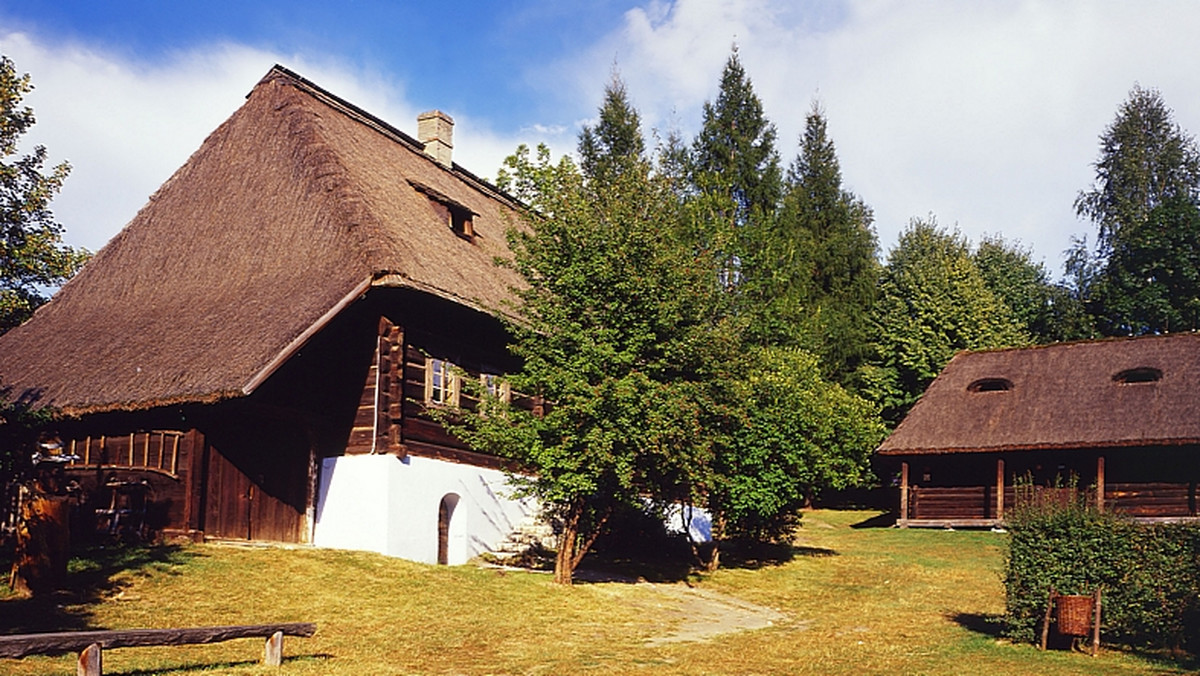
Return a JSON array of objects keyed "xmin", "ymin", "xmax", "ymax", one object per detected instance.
[
  {"xmin": 877, "ymin": 333, "xmax": 1200, "ymax": 456},
  {"xmin": 0, "ymin": 67, "xmax": 523, "ymax": 416}
]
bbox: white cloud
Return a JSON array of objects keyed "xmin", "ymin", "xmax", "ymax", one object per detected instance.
[
  {"xmin": 9, "ymin": 1, "xmax": 1200, "ymax": 278},
  {"xmin": 547, "ymin": 0, "xmax": 1200, "ymax": 274},
  {"xmin": 0, "ymin": 30, "xmax": 537, "ymax": 251}
]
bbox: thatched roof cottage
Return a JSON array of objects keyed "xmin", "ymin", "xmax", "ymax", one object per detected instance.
[
  {"xmin": 875, "ymin": 333, "xmax": 1200, "ymax": 527},
  {"xmin": 0, "ymin": 66, "xmax": 538, "ymax": 563}
]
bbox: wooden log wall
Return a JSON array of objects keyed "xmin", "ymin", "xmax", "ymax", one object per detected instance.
[
  {"xmin": 346, "ymin": 318, "xmax": 405, "ymax": 454},
  {"xmin": 1106, "ymin": 482, "xmax": 1196, "ymax": 517}
]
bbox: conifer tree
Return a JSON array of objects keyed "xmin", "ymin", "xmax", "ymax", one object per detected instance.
[
  {"xmin": 578, "ymin": 73, "xmax": 645, "ymax": 183},
  {"xmin": 691, "ymin": 47, "xmax": 782, "ymax": 291},
  {"xmin": 763, "ymin": 102, "xmax": 878, "ymax": 380}
]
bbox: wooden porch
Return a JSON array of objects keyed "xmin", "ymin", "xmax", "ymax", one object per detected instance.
[{"xmin": 897, "ymin": 456, "xmax": 1200, "ymax": 528}]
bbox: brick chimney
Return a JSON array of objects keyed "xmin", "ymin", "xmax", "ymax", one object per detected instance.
[{"xmin": 417, "ymin": 110, "xmax": 454, "ymax": 167}]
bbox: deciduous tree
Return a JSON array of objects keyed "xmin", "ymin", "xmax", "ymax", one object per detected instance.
[
  {"xmin": 465, "ymin": 130, "xmax": 725, "ymax": 583},
  {"xmin": 0, "ymin": 55, "xmax": 87, "ymax": 333},
  {"xmin": 859, "ymin": 218, "xmax": 1027, "ymax": 425},
  {"xmin": 1072, "ymin": 84, "xmax": 1200, "ymax": 335},
  {"xmin": 974, "ymin": 235, "xmax": 1093, "ymax": 343}
]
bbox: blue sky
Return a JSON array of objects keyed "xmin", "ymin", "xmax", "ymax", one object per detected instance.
[{"xmin": 3, "ymin": 0, "xmax": 1200, "ymax": 279}]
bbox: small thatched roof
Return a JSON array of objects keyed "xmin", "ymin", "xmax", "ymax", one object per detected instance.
[
  {"xmin": 0, "ymin": 66, "xmax": 525, "ymax": 416},
  {"xmin": 877, "ymin": 333, "xmax": 1200, "ymax": 456}
]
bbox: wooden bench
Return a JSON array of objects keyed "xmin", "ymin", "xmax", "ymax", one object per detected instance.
[{"xmin": 0, "ymin": 622, "xmax": 316, "ymax": 675}]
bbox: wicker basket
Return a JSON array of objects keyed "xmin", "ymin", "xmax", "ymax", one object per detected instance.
[{"xmin": 1056, "ymin": 594, "xmax": 1094, "ymax": 636}]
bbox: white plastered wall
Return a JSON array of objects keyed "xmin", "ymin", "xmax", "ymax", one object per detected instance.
[{"xmin": 313, "ymin": 454, "xmax": 535, "ymax": 565}]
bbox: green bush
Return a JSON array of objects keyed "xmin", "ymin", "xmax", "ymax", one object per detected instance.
[{"xmin": 1004, "ymin": 486, "xmax": 1200, "ymax": 651}]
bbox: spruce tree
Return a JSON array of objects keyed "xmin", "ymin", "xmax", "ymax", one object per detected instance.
[
  {"xmin": 691, "ymin": 47, "xmax": 782, "ymax": 292},
  {"xmin": 764, "ymin": 102, "xmax": 878, "ymax": 379},
  {"xmin": 578, "ymin": 73, "xmax": 645, "ymax": 183}
]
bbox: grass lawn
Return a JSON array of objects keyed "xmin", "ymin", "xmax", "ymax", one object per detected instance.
[{"xmin": 2, "ymin": 509, "xmax": 1193, "ymax": 675}]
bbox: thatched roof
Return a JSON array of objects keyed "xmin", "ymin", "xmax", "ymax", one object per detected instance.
[
  {"xmin": 0, "ymin": 66, "xmax": 525, "ymax": 416},
  {"xmin": 877, "ymin": 333, "xmax": 1200, "ymax": 456}
]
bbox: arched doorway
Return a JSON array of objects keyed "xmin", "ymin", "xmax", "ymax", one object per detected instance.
[{"xmin": 437, "ymin": 493, "xmax": 460, "ymax": 565}]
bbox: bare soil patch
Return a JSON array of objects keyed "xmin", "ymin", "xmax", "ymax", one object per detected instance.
[{"xmin": 638, "ymin": 583, "xmax": 792, "ymax": 645}]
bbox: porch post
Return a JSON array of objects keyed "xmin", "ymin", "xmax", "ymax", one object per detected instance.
[
  {"xmin": 899, "ymin": 462, "xmax": 909, "ymax": 526},
  {"xmin": 995, "ymin": 458, "xmax": 1005, "ymax": 523},
  {"xmin": 1096, "ymin": 455, "xmax": 1105, "ymax": 514}
]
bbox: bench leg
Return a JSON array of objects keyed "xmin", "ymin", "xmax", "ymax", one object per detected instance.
[
  {"xmin": 264, "ymin": 631, "xmax": 283, "ymax": 666},
  {"xmin": 78, "ymin": 643, "xmax": 102, "ymax": 676}
]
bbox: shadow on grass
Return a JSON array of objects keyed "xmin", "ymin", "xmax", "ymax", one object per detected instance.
[
  {"xmin": 102, "ymin": 653, "xmax": 333, "ymax": 676},
  {"xmin": 949, "ymin": 612, "xmax": 1005, "ymax": 638},
  {"xmin": 850, "ymin": 511, "xmax": 898, "ymax": 529},
  {"xmin": 0, "ymin": 543, "xmax": 199, "ymax": 634},
  {"xmin": 578, "ymin": 540, "xmax": 838, "ymax": 584},
  {"xmin": 949, "ymin": 612, "xmax": 1200, "ymax": 671}
]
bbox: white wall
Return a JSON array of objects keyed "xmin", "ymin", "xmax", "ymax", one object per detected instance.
[{"xmin": 313, "ymin": 454, "xmax": 536, "ymax": 565}]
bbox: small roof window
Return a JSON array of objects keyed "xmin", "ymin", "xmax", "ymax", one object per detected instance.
[
  {"xmin": 409, "ymin": 180, "xmax": 478, "ymax": 242},
  {"xmin": 968, "ymin": 377, "xmax": 1012, "ymax": 393},
  {"xmin": 1113, "ymin": 367, "xmax": 1162, "ymax": 384}
]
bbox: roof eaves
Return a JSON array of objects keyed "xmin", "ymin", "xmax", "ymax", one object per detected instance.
[{"xmin": 241, "ymin": 276, "xmax": 374, "ymax": 396}]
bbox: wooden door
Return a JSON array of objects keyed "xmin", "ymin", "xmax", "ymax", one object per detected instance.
[
  {"xmin": 203, "ymin": 441, "xmax": 304, "ymax": 542},
  {"xmin": 204, "ymin": 444, "xmax": 253, "ymax": 540}
]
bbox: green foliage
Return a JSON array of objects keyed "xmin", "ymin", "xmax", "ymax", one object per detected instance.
[
  {"xmin": 973, "ymin": 235, "xmax": 1094, "ymax": 343},
  {"xmin": 711, "ymin": 347, "xmax": 885, "ymax": 541},
  {"xmin": 691, "ymin": 47, "xmax": 783, "ymax": 290},
  {"xmin": 859, "ymin": 218, "xmax": 1028, "ymax": 424},
  {"xmin": 463, "ymin": 137, "xmax": 729, "ymax": 582},
  {"xmin": 578, "ymin": 73, "xmax": 645, "ymax": 183},
  {"xmin": 1073, "ymin": 84, "xmax": 1200, "ymax": 336},
  {"xmin": 1004, "ymin": 491, "xmax": 1200, "ymax": 650},
  {"xmin": 1091, "ymin": 195, "xmax": 1200, "ymax": 334},
  {"xmin": 0, "ymin": 387, "xmax": 52, "ymax": 489},
  {"xmin": 0, "ymin": 55, "xmax": 88, "ymax": 333},
  {"xmin": 757, "ymin": 102, "xmax": 879, "ymax": 380}
]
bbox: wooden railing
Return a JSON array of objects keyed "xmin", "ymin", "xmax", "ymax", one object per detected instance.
[{"xmin": 0, "ymin": 622, "xmax": 316, "ymax": 675}]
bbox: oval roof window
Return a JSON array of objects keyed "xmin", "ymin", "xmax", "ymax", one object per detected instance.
[
  {"xmin": 968, "ymin": 377, "xmax": 1013, "ymax": 393},
  {"xmin": 1113, "ymin": 367, "xmax": 1162, "ymax": 384}
]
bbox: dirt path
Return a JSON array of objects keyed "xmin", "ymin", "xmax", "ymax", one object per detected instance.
[{"xmin": 636, "ymin": 583, "xmax": 792, "ymax": 645}]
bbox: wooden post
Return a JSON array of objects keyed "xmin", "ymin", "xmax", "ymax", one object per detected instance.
[
  {"xmin": 264, "ymin": 631, "xmax": 283, "ymax": 666},
  {"xmin": 995, "ymin": 458, "xmax": 1005, "ymax": 523},
  {"xmin": 1040, "ymin": 587, "xmax": 1055, "ymax": 651},
  {"xmin": 899, "ymin": 462, "xmax": 910, "ymax": 526},
  {"xmin": 305, "ymin": 440, "xmax": 318, "ymax": 545},
  {"xmin": 1092, "ymin": 587, "xmax": 1102, "ymax": 656},
  {"xmin": 77, "ymin": 643, "xmax": 101, "ymax": 676},
  {"xmin": 1096, "ymin": 455, "xmax": 1106, "ymax": 514}
]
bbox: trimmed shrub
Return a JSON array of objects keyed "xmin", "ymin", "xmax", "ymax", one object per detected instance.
[{"xmin": 1004, "ymin": 488, "xmax": 1200, "ymax": 651}]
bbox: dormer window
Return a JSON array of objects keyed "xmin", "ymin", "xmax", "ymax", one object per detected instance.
[
  {"xmin": 967, "ymin": 377, "xmax": 1012, "ymax": 393},
  {"xmin": 409, "ymin": 180, "xmax": 477, "ymax": 242},
  {"xmin": 1113, "ymin": 367, "xmax": 1162, "ymax": 384}
]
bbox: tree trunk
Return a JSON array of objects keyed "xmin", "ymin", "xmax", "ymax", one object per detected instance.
[
  {"xmin": 10, "ymin": 485, "xmax": 70, "ymax": 598},
  {"xmin": 702, "ymin": 515, "xmax": 726, "ymax": 573},
  {"xmin": 551, "ymin": 503, "xmax": 610, "ymax": 585},
  {"xmin": 553, "ymin": 516, "xmax": 578, "ymax": 585}
]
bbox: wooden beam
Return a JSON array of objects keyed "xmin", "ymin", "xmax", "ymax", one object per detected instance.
[
  {"xmin": 996, "ymin": 458, "xmax": 1005, "ymax": 522},
  {"xmin": 899, "ymin": 462, "xmax": 909, "ymax": 526},
  {"xmin": 0, "ymin": 623, "xmax": 316, "ymax": 659},
  {"xmin": 1096, "ymin": 455, "xmax": 1105, "ymax": 514}
]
